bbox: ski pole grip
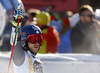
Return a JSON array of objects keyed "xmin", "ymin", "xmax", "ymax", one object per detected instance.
[{"xmin": 17, "ymin": 16, "xmax": 21, "ymax": 26}]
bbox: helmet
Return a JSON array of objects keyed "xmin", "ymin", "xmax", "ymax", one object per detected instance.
[
  {"xmin": 70, "ymin": 13, "xmax": 80, "ymax": 27},
  {"xmin": 36, "ymin": 11, "xmax": 51, "ymax": 26},
  {"xmin": 21, "ymin": 24, "xmax": 43, "ymax": 47}
]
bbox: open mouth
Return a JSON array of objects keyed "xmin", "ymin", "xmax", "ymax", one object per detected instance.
[
  {"xmin": 34, "ymin": 45, "xmax": 39, "ymax": 49},
  {"xmin": 34, "ymin": 46, "xmax": 38, "ymax": 48}
]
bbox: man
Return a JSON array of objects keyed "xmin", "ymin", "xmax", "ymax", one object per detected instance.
[
  {"xmin": 11, "ymin": 6, "xmax": 43, "ymax": 73},
  {"xmin": 35, "ymin": 11, "xmax": 60, "ymax": 53},
  {"xmin": 26, "ymin": 8, "xmax": 41, "ymax": 25},
  {"xmin": 70, "ymin": 5, "xmax": 100, "ymax": 54}
]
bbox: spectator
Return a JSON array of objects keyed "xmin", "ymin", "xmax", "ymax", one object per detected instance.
[
  {"xmin": 58, "ymin": 13, "xmax": 80, "ymax": 53},
  {"xmin": 36, "ymin": 11, "xmax": 60, "ymax": 54},
  {"xmin": 58, "ymin": 17, "xmax": 72, "ymax": 53},
  {"xmin": 50, "ymin": 19, "xmax": 63, "ymax": 34},
  {"xmin": 26, "ymin": 8, "xmax": 40, "ymax": 25},
  {"xmin": 70, "ymin": 5, "xmax": 100, "ymax": 54}
]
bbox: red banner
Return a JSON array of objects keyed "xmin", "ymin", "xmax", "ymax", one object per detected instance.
[{"xmin": 22, "ymin": 0, "xmax": 78, "ymax": 12}]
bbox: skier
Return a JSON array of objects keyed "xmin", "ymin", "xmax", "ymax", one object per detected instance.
[{"xmin": 10, "ymin": 4, "xmax": 43, "ymax": 73}]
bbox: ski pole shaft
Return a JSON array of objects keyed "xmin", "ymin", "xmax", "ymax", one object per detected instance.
[{"xmin": 7, "ymin": 17, "xmax": 21, "ymax": 73}]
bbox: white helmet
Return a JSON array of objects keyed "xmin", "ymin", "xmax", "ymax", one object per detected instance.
[{"xmin": 70, "ymin": 13, "xmax": 80, "ymax": 27}]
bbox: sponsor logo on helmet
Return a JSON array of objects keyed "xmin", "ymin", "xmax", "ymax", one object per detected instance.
[
  {"xmin": 32, "ymin": 26, "xmax": 39, "ymax": 30},
  {"xmin": 36, "ymin": 31, "xmax": 39, "ymax": 34},
  {"xmin": 21, "ymin": 32, "xmax": 26, "ymax": 34}
]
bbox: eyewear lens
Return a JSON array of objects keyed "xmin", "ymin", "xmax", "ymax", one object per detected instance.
[{"xmin": 28, "ymin": 34, "xmax": 43, "ymax": 44}]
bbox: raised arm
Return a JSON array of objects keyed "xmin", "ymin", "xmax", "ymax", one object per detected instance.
[
  {"xmin": 11, "ymin": 21, "xmax": 25, "ymax": 66},
  {"xmin": 10, "ymin": 4, "xmax": 26, "ymax": 66}
]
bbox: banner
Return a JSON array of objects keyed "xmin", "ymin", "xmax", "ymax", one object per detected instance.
[{"xmin": 22, "ymin": 0, "xmax": 78, "ymax": 12}]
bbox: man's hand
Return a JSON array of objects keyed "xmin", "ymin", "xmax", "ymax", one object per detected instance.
[
  {"xmin": 13, "ymin": 9, "xmax": 24, "ymax": 23},
  {"xmin": 13, "ymin": 3, "xmax": 26, "ymax": 27}
]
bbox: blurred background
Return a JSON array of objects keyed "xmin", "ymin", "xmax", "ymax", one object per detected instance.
[
  {"xmin": 1, "ymin": 0, "xmax": 100, "ymax": 13},
  {"xmin": 0, "ymin": 0, "xmax": 100, "ymax": 54}
]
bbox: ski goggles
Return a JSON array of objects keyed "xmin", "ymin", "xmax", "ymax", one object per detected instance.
[{"xmin": 27, "ymin": 34, "xmax": 43, "ymax": 44}]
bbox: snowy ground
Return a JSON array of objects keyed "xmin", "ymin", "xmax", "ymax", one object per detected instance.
[{"xmin": 0, "ymin": 52, "xmax": 100, "ymax": 73}]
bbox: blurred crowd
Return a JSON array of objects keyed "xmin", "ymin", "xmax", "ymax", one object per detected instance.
[{"xmin": 0, "ymin": 1, "xmax": 100, "ymax": 55}]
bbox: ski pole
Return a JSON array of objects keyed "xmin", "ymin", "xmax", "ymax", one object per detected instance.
[{"xmin": 7, "ymin": 17, "xmax": 21, "ymax": 73}]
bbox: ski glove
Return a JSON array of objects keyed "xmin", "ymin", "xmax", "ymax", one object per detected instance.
[
  {"xmin": 13, "ymin": 9, "xmax": 25, "ymax": 23},
  {"xmin": 12, "ymin": 21, "xmax": 21, "ymax": 28}
]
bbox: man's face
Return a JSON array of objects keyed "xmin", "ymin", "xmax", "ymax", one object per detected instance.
[
  {"xmin": 81, "ymin": 10, "xmax": 94, "ymax": 24},
  {"xmin": 28, "ymin": 42, "xmax": 40, "ymax": 53}
]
